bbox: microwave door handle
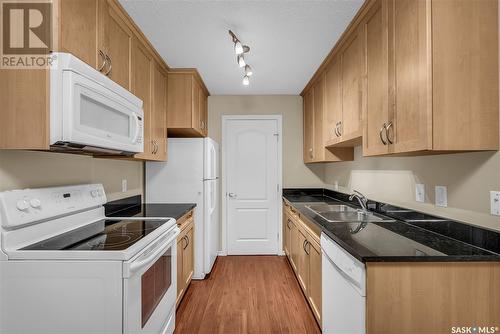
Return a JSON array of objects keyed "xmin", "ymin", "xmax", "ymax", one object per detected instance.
[
  {"xmin": 125, "ymin": 228, "xmax": 180, "ymax": 277},
  {"xmin": 131, "ymin": 113, "xmax": 141, "ymax": 143}
]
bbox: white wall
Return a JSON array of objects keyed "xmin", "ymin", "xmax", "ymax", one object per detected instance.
[
  {"xmin": 208, "ymin": 95, "xmax": 324, "ymax": 188},
  {"xmin": 0, "ymin": 150, "xmax": 143, "ymax": 201}
]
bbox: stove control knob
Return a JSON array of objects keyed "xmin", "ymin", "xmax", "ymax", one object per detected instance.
[
  {"xmin": 30, "ymin": 198, "xmax": 41, "ymax": 208},
  {"xmin": 16, "ymin": 200, "xmax": 29, "ymax": 211},
  {"xmin": 91, "ymin": 190, "xmax": 98, "ymax": 198}
]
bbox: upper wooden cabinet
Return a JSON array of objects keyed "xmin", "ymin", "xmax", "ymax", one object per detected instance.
[
  {"xmin": 338, "ymin": 25, "xmax": 364, "ymax": 144},
  {"xmin": 167, "ymin": 70, "xmax": 210, "ymax": 137},
  {"xmin": 102, "ymin": 0, "xmax": 134, "ymax": 90},
  {"xmin": 1, "ymin": 0, "xmax": 173, "ymax": 161},
  {"xmin": 303, "ymin": 0, "xmax": 499, "ymax": 159},
  {"xmin": 364, "ymin": 0, "xmax": 498, "ymax": 156},
  {"xmin": 303, "ymin": 75, "xmax": 354, "ymax": 163},
  {"xmin": 59, "ymin": 0, "xmax": 133, "ymax": 90}
]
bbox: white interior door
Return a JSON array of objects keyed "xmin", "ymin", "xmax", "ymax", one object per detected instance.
[{"xmin": 225, "ymin": 118, "xmax": 281, "ymax": 255}]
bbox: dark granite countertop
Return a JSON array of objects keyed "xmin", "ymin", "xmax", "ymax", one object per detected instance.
[
  {"xmin": 284, "ymin": 189, "xmax": 500, "ymax": 263},
  {"xmin": 105, "ymin": 195, "xmax": 196, "ymax": 221}
]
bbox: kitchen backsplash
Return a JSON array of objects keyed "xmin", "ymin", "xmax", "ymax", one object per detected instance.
[
  {"xmin": 322, "ymin": 146, "xmax": 500, "ymax": 232},
  {"xmin": 0, "ymin": 150, "xmax": 143, "ymax": 201}
]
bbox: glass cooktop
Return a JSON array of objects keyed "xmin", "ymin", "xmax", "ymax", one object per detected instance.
[{"xmin": 22, "ymin": 219, "xmax": 170, "ymax": 251}]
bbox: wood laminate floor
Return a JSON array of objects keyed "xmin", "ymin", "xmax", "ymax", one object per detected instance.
[{"xmin": 175, "ymin": 256, "xmax": 321, "ymax": 334}]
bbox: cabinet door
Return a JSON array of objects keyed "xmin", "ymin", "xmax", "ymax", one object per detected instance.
[
  {"xmin": 289, "ymin": 220, "xmax": 299, "ymax": 272},
  {"xmin": 296, "ymin": 228, "xmax": 309, "ymax": 294},
  {"xmin": 340, "ymin": 26, "xmax": 364, "ymax": 138},
  {"xmin": 176, "ymin": 236, "xmax": 184, "ymax": 305},
  {"xmin": 201, "ymin": 91, "xmax": 208, "ymax": 137},
  {"xmin": 389, "ymin": 0, "xmax": 431, "ymax": 153},
  {"xmin": 308, "ymin": 238, "xmax": 322, "ymax": 325},
  {"xmin": 59, "ymin": 0, "xmax": 102, "ymax": 69},
  {"xmin": 363, "ymin": 0, "xmax": 390, "ymax": 156},
  {"xmin": 283, "ymin": 213, "xmax": 292, "ymax": 257},
  {"xmin": 103, "ymin": 0, "xmax": 133, "ymax": 90},
  {"xmin": 151, "ymin": 63, "xmax": 168, "ymax": 161},
  {"xmin": 325, "ymin": 56, "xmax": 342, "ymax": 143},
  {"xmin": 183, "ymin": 224, "xmax": 194, "ymax": 286},
  {"xmin": 313, "ymin": 76, "xmax": 325, "ymax": 161},
  {"xmin": 192, "ymin": 79, "xmax": 202, "ymax": 135},
  {"xmin": 303, "ymin": 89, "xmax": 315, "ymax": 163},
  {"xmin": 131, "ymin": 39, "xmax": 152, "ymax": 159}
]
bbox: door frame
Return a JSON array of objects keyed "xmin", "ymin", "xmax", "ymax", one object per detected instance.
[{"xmin": 221, "ymin": 115, "xmax": 283, "ymax": 256}]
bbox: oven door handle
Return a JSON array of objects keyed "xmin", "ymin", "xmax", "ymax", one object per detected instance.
[{"xmin": 124, "ymin": 227, "xmax": 180, "ymax": 278}]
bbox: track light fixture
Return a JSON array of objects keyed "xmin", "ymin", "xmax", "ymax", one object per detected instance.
[
  {"xmin": 237, "ymin": 55, "xmax": 246, "ymax": 68},
  {"xmin": 244, "ymin": 65, "xmax": 253, "ymax": 76},
  {"xmin": 229, "ymin": 30, "xmax": 253, "ymax": 86}
]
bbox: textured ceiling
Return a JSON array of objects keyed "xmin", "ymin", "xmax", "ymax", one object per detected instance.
[{"xmin": 119, "ymin": 0, "xmax": 363, "ymax": 95}]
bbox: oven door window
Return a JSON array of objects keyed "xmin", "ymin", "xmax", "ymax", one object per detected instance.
[{"xmin": 141, "ymin": 247, "xmax": 172, "ymax": 328}]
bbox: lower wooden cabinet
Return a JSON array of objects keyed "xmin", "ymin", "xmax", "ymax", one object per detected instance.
[
  {"xmin": 283, "ymin": 201, "xmax": 322, "ymax": 327},
  {"xmin": 176, "ymin": 210, "xmax": 194, "ymax": 307}
]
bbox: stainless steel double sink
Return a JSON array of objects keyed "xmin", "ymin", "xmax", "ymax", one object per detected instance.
[{"xmin": 305, "ymin": 203, "xmax": 396, "ymax": 223}]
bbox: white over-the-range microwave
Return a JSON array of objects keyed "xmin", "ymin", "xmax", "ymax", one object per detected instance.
[{"xmin": 50, "ymin": 52, "xmax": 144, "ymax": 155}]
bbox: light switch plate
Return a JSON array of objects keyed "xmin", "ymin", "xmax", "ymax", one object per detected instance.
[
  {"xmin": 415, "ymin": 184, "xmax": 425, "ymax": 203},
  {"xmin": 490, "ymin": 191, "xmax": 500, "ymax": 216},
  {"xmin": 121, "ymin": 179, "xmax": 127, "ymax": 192},
  {"xmin": 435, "ymin": 186, "xmax": 447, "ymax": 207}
]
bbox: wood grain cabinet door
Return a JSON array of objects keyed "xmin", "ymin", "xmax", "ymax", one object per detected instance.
[
  {"xmin": 296, "ymin": 227, "xmax": 309, "ymax": 294},
  {"xmin": 289, "ymin": 220, "xmax": 299, "ymax": 272},
  {"xmin": 389, "ymin": 0, "xmax": 431, "ymax": 153},
  {"xmin": 151, "ymin": 63, "xmax": 168, "ymax": 161},
  {"xmin": 363, "ymin": 0, "xmax": 391, "ymax": 156},
  {"xmin": 176, "ymin": 236, "xmax": 184, "ymax": 305},
  {"xmin": 183, "ymin": 225, "xmax": 194, "ymax": 286},
  {"xmin": 131, "ymin": 39, "xmax": 153, "ymax": 159},
  {"xmin": 59, "ymin": 0, "xmax": 102, "ymax": 69},
  {"xmin": 192, "ymin": 79, "xmax": 203, "ymax": 136},
  {"xmin": 102, "ymin": 0, "xmax": 134, "ymax": 90},
  {"xmin": 283, "ymin": 214, "xmax": 292, "ymax": 257},
  {"xmin": 325, "ymin": 56, "xmax": 343, "ymax": 143},
  {"xmin": 340, "ymin": 25, "xmax": 364, "ymax": 139},
  {"xmin": 307, "ymin": 238, "xmax": 322, "ymax": 326},
  {"xmin": 312, "ymin": 76, "xmax": 326, "ymax": 161},
  {"xmin": 303, "ymin": 89, "xmax": 315, "ymax": 163}
]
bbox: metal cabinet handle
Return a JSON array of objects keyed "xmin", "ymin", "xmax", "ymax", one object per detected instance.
[
  {"xmin": 104, "ymin": 54, "xmax": 112, "ymax": 76},
  {"xmin": 98, "ymin": 50, "xmax": 106, "ymax": 72},
  {"xmin": 287, "ymin": 219, "xmax": 292, "ymax": 229},
  {"xmin": 182, "ymin": 236, "xmax": 189, "ymax": 250},
  {"xmin": 338, "ymin": 121, "xmax": 342, "ymax": 136},
  {"xmin": 379, "ymin": 123, "xmax": 387, "ymax": 145},
  {"xmin": 308, "ymin": 148, "xmax": 314, "ymax": 159},
  {"xmin": 201, "ymin": 120, "xmax": 205, "ymax": 130},
  {"xmin": 303, "ymin": 239, "xmax": 310, "ymax": 255},
  {"xmin": 228, "ymin": 192, "xmax": 237, "ymax": 198},
  {"xmin": 385, "ymin": 121, "xmax": 393, "ymax": 144},
  {"xmin": 154, "ymin": 141, "xmax": 159, "ymax": 154}
]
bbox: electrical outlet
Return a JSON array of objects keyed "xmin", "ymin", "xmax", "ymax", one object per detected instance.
[
  {"xmin": 121, "ymin": 179, "xmax": 127, "ymax": 192},
  {"xmin": 435, "ymin": 186, "xmax": 447, "ymax": 207},
  {"xmin": 490, "ymin": 191, "xmax": 500, "ymax": 216},
  {"xmin": 415, "ymin": 184, "xmax": 425, "ymax": 203}
]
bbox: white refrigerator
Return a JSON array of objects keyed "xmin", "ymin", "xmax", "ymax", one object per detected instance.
[{"xmin": 146, "ymin": 138, "xmax": 219, "ymax": 279}]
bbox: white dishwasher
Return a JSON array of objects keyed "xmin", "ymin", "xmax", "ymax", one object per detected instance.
[{"xmin": 321, "ymin": 233, "xmax": 366, "ymax": 334}]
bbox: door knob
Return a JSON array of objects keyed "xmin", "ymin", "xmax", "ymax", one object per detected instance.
[{"xmin": 228, "ymin": 193, "xmax": 237, "ymax": 198}]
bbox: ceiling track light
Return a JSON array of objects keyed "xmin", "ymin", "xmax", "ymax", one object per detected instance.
[
  {"xmin": 244, "ymin": 64, "xmax": 253, "ymax": 76},
  {"xmin": 243, "ymin": 75, "xmax": 250, "ymax": 86},
  {"xmin": 229, "ymin": 30, "xmax": 254, "ymax": 86}
]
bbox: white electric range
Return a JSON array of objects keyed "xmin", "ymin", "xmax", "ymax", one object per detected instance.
[{"xmin": 0, "ymin": 184, "xmax": 179, "ymax": 334}]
